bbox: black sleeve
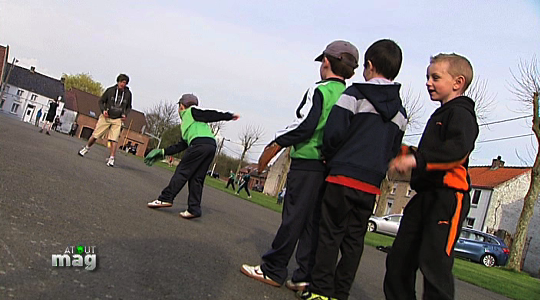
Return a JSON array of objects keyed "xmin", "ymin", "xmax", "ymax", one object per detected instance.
[
  {"xmin": 274, "ymin": 89, "xmax": 323, "ymax": 147},
  {"xmin": 191, "ymin": 107, "xmax": 234, "ymax": 123},
  {"xmin": 164, "ymin": 139, "xmax": 189, "ymax": 155},
  {"xmin": 124, "ymin": 90, "xmax": 132, "ymax": 116},
  {"xmin": 417, "ymin": 108, "xmax": 478, "ymax": 171},
  {"xmin": 99, "ymin": 88, "xmax": 109, "ymax": 113}
]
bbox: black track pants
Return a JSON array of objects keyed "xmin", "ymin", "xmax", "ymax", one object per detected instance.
[
  {"xmin": 158, "ymin": 143, "xmax": 216, "ymax": 216},
  {"xmin": 384, "ymin": 189, "xmax": 470, "ymax": 300}
]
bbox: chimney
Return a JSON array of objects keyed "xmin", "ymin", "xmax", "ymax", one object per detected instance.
[
  {"xmin": 30, "ymin": 66, "xmax": 36, "ymax": 73},
  {"xmin": 490, "ymin": 156, "xmax": 505, "ymax": 170}
]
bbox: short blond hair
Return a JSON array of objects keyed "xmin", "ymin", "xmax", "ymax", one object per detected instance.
[{"xmin": 430, "ymin": 53, "xmax": 474, "ymax": 92}]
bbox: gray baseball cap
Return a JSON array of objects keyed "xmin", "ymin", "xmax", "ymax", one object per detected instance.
[
  {"xmin": 178, "ymin": 94, "xmax": 199, "ymax": 107},
  {"xmin": 315, "ymin": 40, "xmax": 359, "ymax": 69}
]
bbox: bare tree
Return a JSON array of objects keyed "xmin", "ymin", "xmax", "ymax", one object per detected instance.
[
  {"xmin": 465, "ymin": 77, "xmax": 497, "ymax": 125},
  {"xmin": 209, "ymin": 121, "xmax": 226, "ymax": 136},
  {"xmin": 235, "ymin": 125, "xmax": 265, "ymax": 177},
  {"xmin": 506, "ymin": 57, "xmax": 540, "ymax": 271},
  {"xmin": 144, "ymin": 100, "xmax": 179, "ymax": 148}
]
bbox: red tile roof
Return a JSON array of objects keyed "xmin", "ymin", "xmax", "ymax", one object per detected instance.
[{"xmin": 469, "ymin": 167, "xmax": 530, "ymax": 189}]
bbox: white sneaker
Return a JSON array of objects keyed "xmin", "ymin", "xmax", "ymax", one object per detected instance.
[
  {"xmin": 240, "ymin": 264, "xmax": 281, "ymax": 287},
  {"xmin": 107, "ymin": 157, "xmax": 115, "ymax": 167},
  {"xmin": 147, "ymin": 199, "xmax": 173, "ymax": 208},
  {"xmin": 78, "ymin": 147, "xmax": 89, "ymax": 156}
]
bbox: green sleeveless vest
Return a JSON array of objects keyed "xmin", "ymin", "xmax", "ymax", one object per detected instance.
[
  {"xmin": 290, "ymin": 80, "xmax": 345, "ymax": 160},
  {"xmin": 180, "ymin": 107, "xmax": 215, "ymax": 145}
]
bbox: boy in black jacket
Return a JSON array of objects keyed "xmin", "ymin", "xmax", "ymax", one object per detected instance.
[
  {"xmin": 145, "ymin": 94, "xmax": 239, "ymax": 219},
  {"xmin": 299, "ymin": 39, "xmax": 407, "ymax": 300},
  {"xmin": 384, "ymin": 53, "xmax": 479, "ymax": 300}
]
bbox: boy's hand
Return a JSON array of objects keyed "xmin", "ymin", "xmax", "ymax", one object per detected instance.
[
  {"xmin": 389, "ymin": 154, "xmax": 416, "ymax": 174},
  {"xmin": 121, "ymin": 114, "xmax": 127, "ymax": 121},
  {"xmin": 144, "ymin": 149, "xmax": 165, "ymax": 166},
  {"xmin": 232, "ymin": 114, "xmax": 240, "ymax": 120},
  {"xmin": 103, "ymin": 111, "xmax": 109, "ymax": 118}
]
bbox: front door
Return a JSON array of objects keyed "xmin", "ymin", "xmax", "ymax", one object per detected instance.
[{"xmin": 24, "ymin": 105, "xmax": 35, "ymax": 123}]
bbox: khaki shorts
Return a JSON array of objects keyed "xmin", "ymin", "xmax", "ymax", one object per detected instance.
[{"xmin": 93, "ymin": 114, "xmax": 122, "ymax": 142}]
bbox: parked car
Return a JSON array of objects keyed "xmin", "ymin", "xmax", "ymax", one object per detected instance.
[
  {"xmin": 454, "ymin": 228, "xmax": 509, "ymax": 267},
  {"xmin": 367, "ymin": 214, "xmax": 403, "ymax": 236},
  {"xmin": 206, "ymin": 171, "xmax": 219, "ymax": 179},
  {"xmin": 252, "ymin": 184, "xmax": 264, "ymax": 192}
]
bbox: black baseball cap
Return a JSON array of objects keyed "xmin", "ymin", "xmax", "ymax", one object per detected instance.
[
  {"xmin": 178, "ymin": 94, "xmax": 199, "ymax": 107},
  {"xmin": 315, "ymin": 40, "xmax": 359, "ymax": 69}
]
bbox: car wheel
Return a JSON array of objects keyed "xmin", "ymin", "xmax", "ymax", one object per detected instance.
[
  {"xmin": 367, "ymin": 221, "xmax": 376, "ymax": 232},
  {"xmin": 481, "ymin": 254, "xmax": 496, "ymax": 267}
]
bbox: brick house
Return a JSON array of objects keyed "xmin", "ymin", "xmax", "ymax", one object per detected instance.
[
  {"xmin": 64, "ymin": 88, "xmax": 150, "ymax": 157},
  {"xmin": 0, "ymin": 44, "xmax": 8, "ymax": 90},
  {"xmin": 238, "ymin": 163, "xmax": 267, "ymax": 190}
]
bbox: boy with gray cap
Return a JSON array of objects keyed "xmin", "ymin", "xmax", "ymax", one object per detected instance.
[
  {"xmin": 241, "ymin": 40, "xmax": 359, "ymax": 291},
  {"xmin": 145, "ymin": 94, "xmax": 239, "ymax": 219},
  {"xmin": 299, "ymin": 39, "xmax": 407, "ymax": 300}
]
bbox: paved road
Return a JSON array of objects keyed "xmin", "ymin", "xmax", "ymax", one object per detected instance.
[{"xmin": 0, "ymin": 113, "xmax": 509, "ymax": 300}]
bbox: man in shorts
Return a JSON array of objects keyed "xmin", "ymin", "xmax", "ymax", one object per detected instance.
[{"xmin": 78, "ymin": 74, "xmax": 133, "ymax": 167}]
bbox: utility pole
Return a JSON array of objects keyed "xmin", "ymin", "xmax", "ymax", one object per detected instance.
[
  {"xmin": 0, "ymin": 57, "xmax": 18, "ymax": 104},
  {"xmin": 211, "ymin": 137, "xmax": 228, "ymax": 175}
]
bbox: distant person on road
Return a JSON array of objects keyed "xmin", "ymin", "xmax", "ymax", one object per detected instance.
[
  {"xmin": 39, "ymin": 98, "xmax": 60, "ymax": 135},
  {"xmin": 384, "ymin": 53, "xmax": 479, "ymax": 300},
  {"xmin": 225, "ymin": 170, "xmax": 236, "ymax": 190},
  {"xmin": 300, "ymin": 39, "xmax": 406, "ymax": 300},
  {"xmin": 52, "ymin": 115, "xmax": 61, "ymax": 131},
  {"xmin": 145, "ymin": 94, "xmax": 239, "ymax": 219},
  {"xmin": 241, "ymin": 40, "xmax": 360, "ymax": 294},
  {"xmin": 69, "ymin": 122, "xmax": 78, "ymax": 137},
  {"xmin": 235, "ymin": 173, "xmax": 251, "ymax": 198},
  {"xmin": 78, "ymin": 74, "xmax": 132, "ymax": 167},
  {"xmin": 35, "ymin": 108, "xmax": 42, "ymax": 126},
  {"xmin": 168, "ymin": 156, "xmax": 174, "ymax": 167},
  {"xmin": 276, "ymin": 187, "xmax": 286, "ymax": 205}
]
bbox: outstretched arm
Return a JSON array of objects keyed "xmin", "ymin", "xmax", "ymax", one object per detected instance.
[{"xmin": 191, "ymin": 107, "xmax": 238, "ymax": 123}]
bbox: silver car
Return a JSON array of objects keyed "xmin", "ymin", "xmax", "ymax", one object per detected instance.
[{"xmin": 367, "ymin": 214, "xmax": 403, "ymax": 236}]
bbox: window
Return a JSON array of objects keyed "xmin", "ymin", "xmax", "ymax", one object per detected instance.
[
  {"xmin": 10, "ymin": 103, "xmax": 20, "ymax": 114},
  {"xmin": 31, "ymin": 94, "xmax": 37, "ymax": 101},
  {"xmin": 472, "ymin": 190, "xmax": 481, "ymax": 206},
  {"xmin": 385, "ymin": 199, "xmax": 394, "ymax": 215},
  {"xmin": 391, "ymin": 183, "xmax": 398, "ymax": 195},
  {"xmin": 465, "ymin": 217, "xmax": 475, "ymax": 229},
  {"xmin": 17, "ymin": 89, "xmax": 24, "ymax": 96},
  {"xmin": 405, "ymin": 185, "xmax": 412, "ymax": 197}
]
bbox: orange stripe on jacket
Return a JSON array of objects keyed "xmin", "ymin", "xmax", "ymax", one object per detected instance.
[
  {"xmin": 446, "ymin": 192, "xmax": 464, "ymax": 256},
  {"xmin": 443, "ymin": 165, "xmax": 469, "ymax": 191},
  {"xmin": 426, "ymin": 155, "xmax": 468, "ymax": 171}
]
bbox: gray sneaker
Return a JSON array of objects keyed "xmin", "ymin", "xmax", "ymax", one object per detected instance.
[{"xmin": 106, "ymin": 157, "xmax": 114, "ymax": 167}]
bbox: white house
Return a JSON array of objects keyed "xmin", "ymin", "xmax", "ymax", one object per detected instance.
[
  {"xmin": 1, "ymin": 64, "xmax": 65, "ymax": 128},
  {"xmin": 468, "ymin": 157, "xmax": 538, "ymax": 276}
]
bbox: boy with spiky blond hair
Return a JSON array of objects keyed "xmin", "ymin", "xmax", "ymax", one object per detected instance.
[{"xmin": 384, "ymin": 53, "xmax": 479, "ymax": 300}]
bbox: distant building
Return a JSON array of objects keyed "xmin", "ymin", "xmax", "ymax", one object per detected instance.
[
  {"xmin": 263, "ymin": 148, "xmax": 291, "ymax": 197},
  {"xmin": 64, "ymin": 88, "xmax": 150, "ymax": 157},
  {"xmin": 1, "ymin": 63, "xmax": 65, "ymax": 125}
]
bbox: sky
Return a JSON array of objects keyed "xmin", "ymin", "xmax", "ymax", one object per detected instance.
[{"xmin": 1, "ymin": 0, "xmax": 539, "ymax": 166}]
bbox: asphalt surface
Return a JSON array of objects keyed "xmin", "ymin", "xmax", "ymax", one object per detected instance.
[{"xmin": 0, "ymin": 113, "xmax": 510, "ymax": 300}]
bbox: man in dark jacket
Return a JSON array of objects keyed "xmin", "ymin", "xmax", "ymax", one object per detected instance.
[{"xmin": 78, "ymin": 74, "xmax": 132, "ymax": 167}]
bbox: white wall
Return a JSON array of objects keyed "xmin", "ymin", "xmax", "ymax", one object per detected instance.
[
  {"xmin": 467, "ymin": 188, "xmax": 493, "ymax": 231},
  {"xmin": 0, "ymin": 84, "xmax": 64, "ymax": 126}
]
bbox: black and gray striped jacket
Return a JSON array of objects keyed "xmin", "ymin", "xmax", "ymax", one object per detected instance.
[{"xmin": 322, "ymin": 78, "xmax": 407, "ymax": 188}]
